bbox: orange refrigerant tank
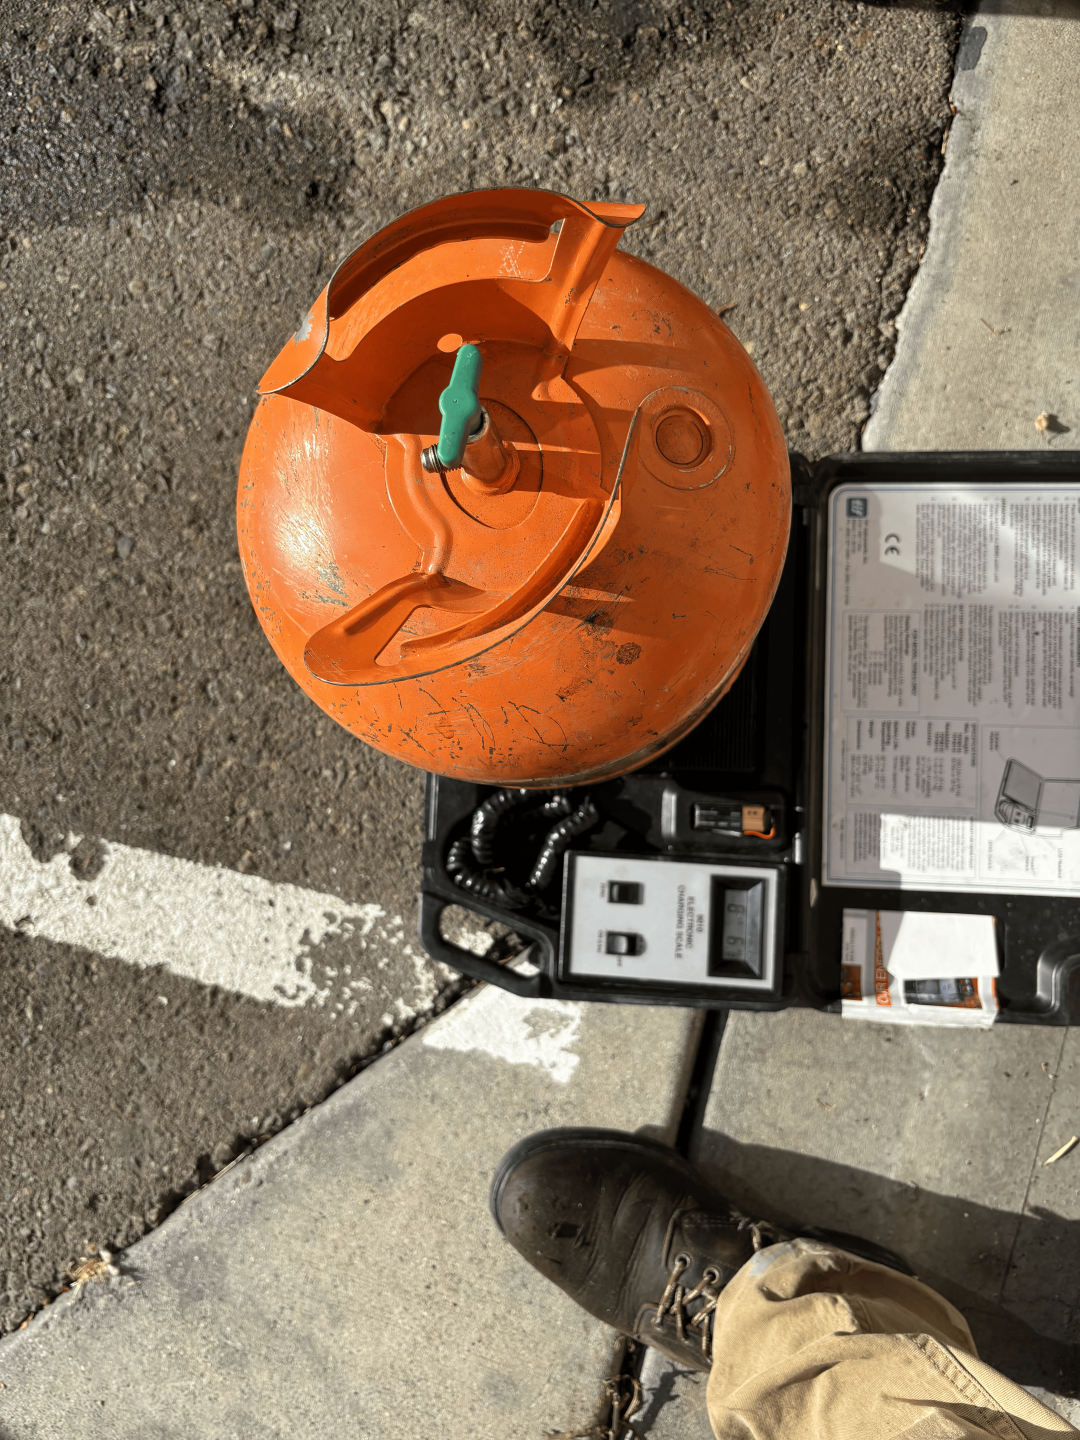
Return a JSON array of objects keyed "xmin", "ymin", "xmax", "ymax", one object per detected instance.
[{"xmin": 237, "ymin": 189, "xmax": 790, "ymax": 786}]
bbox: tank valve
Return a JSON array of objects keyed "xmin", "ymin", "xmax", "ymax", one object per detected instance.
[{"xmin": 420, "ymin": 343, "xmax": 519, "ymax": 494}]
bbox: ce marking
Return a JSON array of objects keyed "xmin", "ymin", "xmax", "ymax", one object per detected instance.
[{"xmin": 884, "ymin": 532, "xmax": 901, "ymax": 557}]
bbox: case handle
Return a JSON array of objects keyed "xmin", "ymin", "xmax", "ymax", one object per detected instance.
[
  {"xmin": 1029, "ymin": 939, "xmax": 1080, "ymax": 1021},
  {"xmin": 418, "ymin": 891, "xmax": 554, "ymax": 999}
]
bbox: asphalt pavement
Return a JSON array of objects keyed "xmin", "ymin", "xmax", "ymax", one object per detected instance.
[{"xmin": 0, "ymin": 0, "xmax": 960, "ymax": 1333}]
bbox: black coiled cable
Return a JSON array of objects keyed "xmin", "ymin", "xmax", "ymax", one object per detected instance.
[
  {"xmin": 446, "ymin": 788, "xmax": 598, "ymax": 909},
  {"xmin": 445, "ymin": 836, "xmax": 531, "ymax": 911},
  {"xmin": 526, "ymin": 797, "xmax": 600, "ymax": 893},
  {"xmin": 470, "ymin": 789, "xmax": 575, "ymax": 865},
  {"xmin": 470, "ymin": 789, "xmax": 530, "ymax": 866}
]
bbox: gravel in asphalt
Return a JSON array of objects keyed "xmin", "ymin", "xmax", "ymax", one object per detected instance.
[{"xmin": 0, "ymin": 0, "xmax": 959, "ymax": 1333}]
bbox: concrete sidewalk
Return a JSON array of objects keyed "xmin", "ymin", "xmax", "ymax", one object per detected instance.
[
  {"xmin": 864, "ymin": 4, "xmax": 1080, "ymax": 452},
  {"xmin": 0, "ymin": 974, "xmax": 700, "ymax": 1437}
]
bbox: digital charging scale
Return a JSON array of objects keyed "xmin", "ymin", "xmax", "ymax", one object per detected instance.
[
  {"xmin": 562, "ymin": 854, "xmax": 783, "ymax": 994},
  {"xmin": 419, "ymin": 453, "xmax": 1080, "ymax": 1023}
]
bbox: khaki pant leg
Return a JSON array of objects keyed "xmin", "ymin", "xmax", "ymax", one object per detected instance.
[{"xmin": 704, "ymin": 1240, "xmax": 1077, "ymax": 1440}]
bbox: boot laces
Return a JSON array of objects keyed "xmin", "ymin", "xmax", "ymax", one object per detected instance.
[{"xmin": 650, "ymin": 1254, "xmax": 722, "ymax": 1359}]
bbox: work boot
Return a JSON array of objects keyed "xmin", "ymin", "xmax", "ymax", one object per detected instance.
[{"xmin": 490, "ymin": 1127, "xmax": 911, "ymax": 1373}]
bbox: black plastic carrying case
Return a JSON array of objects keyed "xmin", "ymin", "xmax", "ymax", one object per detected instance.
[{"xmin": 419, "ymin": 453, "xmax": 1080, "ymax": 1025}]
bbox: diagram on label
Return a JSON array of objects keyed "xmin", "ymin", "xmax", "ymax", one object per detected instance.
[{"xmin": 994, "ymin": 758, "xmax": 1080, "ymax": 833}]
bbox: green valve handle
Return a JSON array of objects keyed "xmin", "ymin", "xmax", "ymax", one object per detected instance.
[{"xmin": 436, "ymin": 344, "xmax": 483, "ymax": 469}]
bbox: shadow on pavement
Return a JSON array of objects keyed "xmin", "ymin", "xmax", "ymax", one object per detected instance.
[{"xmin": 693, "ymin": 1135, "xmax": 1080, "ymax": 1396}]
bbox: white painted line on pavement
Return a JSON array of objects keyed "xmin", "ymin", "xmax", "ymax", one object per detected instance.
[
  {"xmin": 422, "ymin": 982, "xmax": 583, "ymax": 1083},
  {"xmin": 0, "ymin": 813, "xmax": 400, "ymax": 1009}
]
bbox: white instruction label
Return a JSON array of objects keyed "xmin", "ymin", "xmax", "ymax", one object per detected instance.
[{"xmin": 825, "ymin": 482, "xmax": 1080, "ymax": 894}]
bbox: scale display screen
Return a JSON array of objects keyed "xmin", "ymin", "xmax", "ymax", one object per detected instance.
[{"xmin": 561, "ymin": 853, "xmax": 782, "ymax": 992}]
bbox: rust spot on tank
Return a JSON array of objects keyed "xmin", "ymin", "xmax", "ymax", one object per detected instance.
[{"xmin": 615, "ymin": 643, "xmax": 642, "ymax": 666}]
